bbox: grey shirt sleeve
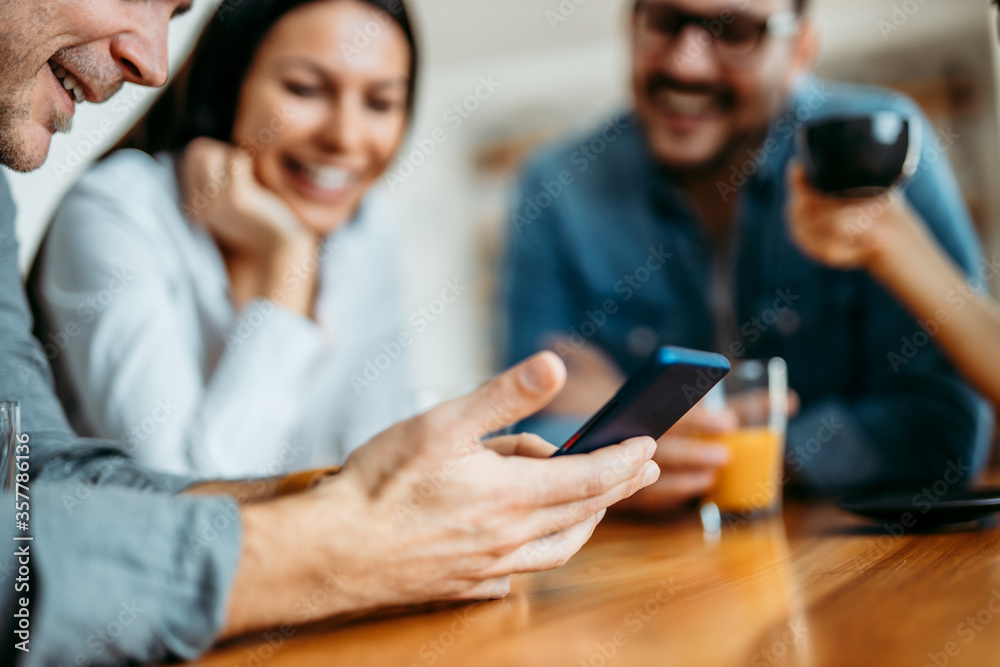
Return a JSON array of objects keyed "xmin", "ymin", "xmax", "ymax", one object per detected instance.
[
  {"xmin": 0, "ymin": 173, "xmax": 243, "ymax": 662},
  {"xmin": 1, "ymin": 484, "xmax": 242, "ymax": 666},
  {"xmin": 29, "ymin": 484, "xmax": 242, "ymax": 665},
  {"xmin": 0, "ymin": 172, "xmax": 194, "ymax": 493}
]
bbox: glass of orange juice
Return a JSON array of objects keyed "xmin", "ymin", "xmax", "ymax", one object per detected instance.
[{"xmin": 700, "ymin": 358, "xmax": 788, "ymax": 527}]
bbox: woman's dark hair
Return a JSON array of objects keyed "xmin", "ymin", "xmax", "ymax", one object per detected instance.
[{"xmin": 117, "ymin": 0, "xmax": 418, "ymax": 155}]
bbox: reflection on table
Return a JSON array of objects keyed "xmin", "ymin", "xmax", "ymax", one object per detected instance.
[{"xmin": 190, "ymin": 484, "xmax": 1000, "ymax": 667}]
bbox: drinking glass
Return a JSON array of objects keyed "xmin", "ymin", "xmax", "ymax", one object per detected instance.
[
  {"xmin": 0, "ymin": 402, "xmax": 20, "ymax": 493},
  {"xmin": 700, "ymin": 359, "xmax": 788, "ymax": 529}
]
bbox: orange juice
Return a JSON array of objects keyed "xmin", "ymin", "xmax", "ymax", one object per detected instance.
[{"xmin": 705, "ymin": 427, "xmax": 784, "ymax": 515}]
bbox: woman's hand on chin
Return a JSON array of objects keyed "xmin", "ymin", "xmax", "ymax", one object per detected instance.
[{"xmin": 181, "ymin": 137, "xmax": 320, "ymax": 318}]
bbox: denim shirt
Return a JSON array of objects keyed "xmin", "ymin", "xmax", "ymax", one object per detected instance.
[
  {"xmin": 501, "ymin": 77, "xmax": 992, "ymax": 492},
  {"xmin": 0, "ymin": 171, "xmax": 241, "ymax": 665}
]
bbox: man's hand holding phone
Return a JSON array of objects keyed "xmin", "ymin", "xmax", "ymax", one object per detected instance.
[
  {"xmin": 617, "ymin": 388, "xmax": 801, "ymax": 514},
  {"xmin": 224, "ymin": 352, "xmax": 660, "ymax": 636},
  {"xmin": 616, "ymin": 403, "xmax": 736, "ymax": 513}
]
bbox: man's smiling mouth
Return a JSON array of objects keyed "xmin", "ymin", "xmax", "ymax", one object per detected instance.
[{"xmin": 48, "ymin": 60, "xmax": 85, "ymax": 103}]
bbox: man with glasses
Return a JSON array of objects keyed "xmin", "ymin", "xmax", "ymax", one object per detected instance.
[{"xmin": 501, "ymin": 0, "xmax": 991, "ymax": 511}]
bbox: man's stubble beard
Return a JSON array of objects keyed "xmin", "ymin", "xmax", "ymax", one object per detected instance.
[
  {"xmin": 638, "ymin": 70, "xmax": 788, "ymax": 185},
  {"xmin": 0, "ymin": 3, "xmax": 76, "ymax": 172},
  {"xmin": 0, "ymin": 12, "xmax": 53, "ymax": 172},
  {"xmin": 652, "ymin": 122, "xmax": 771, "ymax": 187}
]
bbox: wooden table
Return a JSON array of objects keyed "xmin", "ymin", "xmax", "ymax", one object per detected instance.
[{"xmin": 193, "ymin": 492, "xmax": 1000, "ymax": 667}]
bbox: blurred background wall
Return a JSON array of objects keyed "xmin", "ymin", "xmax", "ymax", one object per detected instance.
[{"xmin": 7, "ymin": 0, "xmax": 1000, "ymax": 398}]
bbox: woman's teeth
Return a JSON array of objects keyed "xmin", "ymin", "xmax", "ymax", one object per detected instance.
[
  {"xmin": 301, "ymin": 164, "xmax": 352, "ymax": 190},
  {"xmin": 50, "ymin": 62, "xmax": 85, "ymax": 104}
]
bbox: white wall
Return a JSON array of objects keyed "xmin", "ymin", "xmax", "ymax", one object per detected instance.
[
  {"xmin": 6, "ymin": 0, "xmax": 998, "ymax": 391},
  {"xmin": 383, "ymin": 0, "xmax": 631, "ymax": 386}
]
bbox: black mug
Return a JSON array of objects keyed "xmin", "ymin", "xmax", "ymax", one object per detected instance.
[{"xmin": 798, "ymin": 111, "xmax": 921, "ymax": 197}]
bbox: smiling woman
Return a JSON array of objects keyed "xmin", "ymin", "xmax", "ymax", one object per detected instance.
[
  {"xmin": 124, "ymin": 0, "xmax": 417, "ymax": 236},
  {"xmin": 27, "ymin": 0, "xmax": 422, "ymax": 479}
]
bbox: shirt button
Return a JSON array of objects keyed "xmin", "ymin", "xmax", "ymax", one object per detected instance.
[
  {"xmin": 627, "ymin": 326, "xmax": 659, "ymax": 358},
  {"xmin": 776, "ymin": 309, "xmax": 801, "ymax": 336}
]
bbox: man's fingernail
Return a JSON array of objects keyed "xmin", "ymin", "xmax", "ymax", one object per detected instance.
[
  {"xmin": 641, "ymin": 462, "xmax": 659, "ymax": 487},
  {"xmin": 597, "ymin": 508, "xmax": 607, "ymax": 521},
  {"xmin": 520, "ymin": 359, "xmax": 548, "ymax": 393},
  {"xmin": 645, "ymin": 439, "xmax": 657, "ymax": 460}
]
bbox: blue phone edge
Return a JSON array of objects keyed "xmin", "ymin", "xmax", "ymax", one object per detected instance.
[{"xmin": 551, "ymin": 346, "xmax": 731, "ymax": 457}]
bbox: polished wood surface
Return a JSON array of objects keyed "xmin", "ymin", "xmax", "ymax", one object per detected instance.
[{"xmin": 193, "ymin": 483, "xmax": 1000, "ymax": 667}]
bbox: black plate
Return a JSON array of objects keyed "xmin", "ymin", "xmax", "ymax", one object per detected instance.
[{"xmin": 838, "ymin": 488, "xmax": 1000, "ymax": 527}]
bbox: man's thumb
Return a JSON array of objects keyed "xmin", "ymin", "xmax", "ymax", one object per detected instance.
[{"xmin": 444, "ymin": 352, "xmax": 566, "ymax": 439}]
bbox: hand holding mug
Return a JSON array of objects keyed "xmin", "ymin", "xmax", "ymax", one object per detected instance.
[{"xmin": 787, "ymin": 162, "xmax": 923, "ymax": 271}]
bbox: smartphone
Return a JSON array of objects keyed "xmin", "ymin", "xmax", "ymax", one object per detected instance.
[{"xmin": 551, "ymin": 346, "xmax": 731, "ymax": 457}]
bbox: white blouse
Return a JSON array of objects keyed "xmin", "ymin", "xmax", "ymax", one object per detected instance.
[{"xmin": 34, "ymin": 149, "xmax": 414, "ymax": 478}]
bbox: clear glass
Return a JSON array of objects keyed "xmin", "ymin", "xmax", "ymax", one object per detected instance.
[
  {"xmin": 0, "ymin": 402, "xmax": 20, "ymax": 493},
  {"xmin": 700, "ymin": 358, "xmax": 788, "ymax": 528}
]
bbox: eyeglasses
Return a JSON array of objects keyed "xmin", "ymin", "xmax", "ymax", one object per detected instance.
[{"xmin": 634, "ymin": 1, "xmax": 799, "ymax": 64}]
